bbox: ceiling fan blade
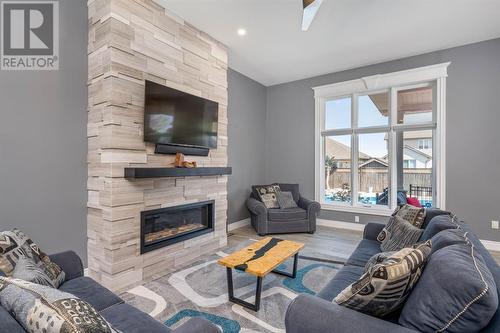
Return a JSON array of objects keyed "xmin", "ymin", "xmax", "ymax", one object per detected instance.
[{"xmin": 302, "ymin": 0, "xmax": 324, "ymax": 31}]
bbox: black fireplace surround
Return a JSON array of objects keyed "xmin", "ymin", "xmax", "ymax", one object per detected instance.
[{"xmin": 140, "ymin": 200, "xmax": 215, "ymax": 254}]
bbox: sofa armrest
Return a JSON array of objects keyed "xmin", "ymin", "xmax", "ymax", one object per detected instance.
[
  {"xmin": 285, "ymin": 294, "xmax": 418, "ymax": 333},
  {"xmin": 172, "ymin": 317, "xmax": 221, "ymax": 333},
  {"xmin": 298, "ymin": 196, "xmax": 321, "ymax": 214},
  {"xmin": 49, "ymin": 251, "xmax": 84, "ymax": 281},
  {"xmin": 363, "ymin": 222, "xmax": 385, "ymax": 241},
  {"xmin": 246, "ymin": 197, "xmax": 267, "ymax": 216}
]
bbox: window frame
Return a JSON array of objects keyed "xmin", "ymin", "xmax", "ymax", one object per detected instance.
[{"xmin": 314, "ymin": 63, "xmax": 449, "ymax": 216}]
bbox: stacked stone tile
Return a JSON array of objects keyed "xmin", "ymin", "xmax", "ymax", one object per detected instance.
[{"xmin": 87, "ymin": 0, "xmax": 228, "ymax": 291}]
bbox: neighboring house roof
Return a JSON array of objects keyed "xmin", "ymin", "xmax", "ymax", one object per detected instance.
[
  {"xmin": 325, "ymin": 137, "xmax": 370, "ymax": 160},
  {"xmin": 382, "ymin": 144, "xmax": 432, "ymax": 161},
  {"xmin": 359, "ymin": 158, "xmax": 389, "ymax": 168}
]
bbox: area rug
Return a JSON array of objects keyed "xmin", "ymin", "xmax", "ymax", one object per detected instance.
[{"xmin": 121, "ymin": 239, "xmax": 343, "ymax": 333}]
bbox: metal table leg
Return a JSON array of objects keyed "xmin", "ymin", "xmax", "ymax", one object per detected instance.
[
  {"xmin": 226, "ymin": 267, "xmax": 263, "ymax": 311},
  {"xmin": 272, "ymin": 253, "xmax": 299, "ymax": 278}
]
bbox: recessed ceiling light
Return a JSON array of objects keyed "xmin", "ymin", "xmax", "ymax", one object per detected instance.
[{"xmin": 237, "ymin": 28, "xmax": 247, "ymax": 36}]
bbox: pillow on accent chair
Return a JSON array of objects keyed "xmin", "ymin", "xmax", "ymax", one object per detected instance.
[
  {"xmin": 399, "ymin": 232, "xmax": 498, "ymax": 333},
  {"xmin": 0, "ymin": 277, "xmax": 119, "ymax": 333},
  {"xmin": 334, "ymin": 241, "xmax": 432, "ymax": 317},
  {"xmin": 393, "ymin": 204, "xmax": 426, "ymax": 228},
  {"xmin": 377, "ymin": 216, "xmax": 424, "ymax": 252},
  {"xmin": 276, "ymin": 191, "xmax": 298, "ymax": 209},
  {"xmin": 0, "ymin": 229, "xmax": 65, "ymax": 288},
  {"xmin": 252, "ymin": 184, "xmax": 281, "ymax": 208}
]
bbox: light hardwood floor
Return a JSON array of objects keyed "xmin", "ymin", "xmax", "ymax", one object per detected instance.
[{"xmin": 229, "ymin": 225, "xmax": 500, "ymax": 264}]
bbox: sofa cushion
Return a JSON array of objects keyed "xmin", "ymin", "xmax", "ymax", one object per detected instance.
[
  {"xmin": 276, "ymin": 191, "xmax": 298, "ymax": 209},
  {"xmin": 335, "ymin": 241, "xmax": 432, "ymax": 317},
  {"xmin": 0, "ymin": 277, "xmax": 119, "ymax": 333},
  {"xmin": 0, "ymin": 305, "xmax": 25, "ymax": 333},
  {"xmin": 101, "ymin": 303, "xmax": 171, "ymax": 333},
  {"xmin": 421, "ymin": 208, "xmax": 450, "ymax": 229},
  {"xmin": 268, "ymin": 207, "xmax": 307, "ymax": 221},
  {"xmin": 400, "ymin": 234, "xmax": 498, "ymax": 333},
  {"xmin": 317, "ymin": 265, "xmax": 365, "ymax": 301},
  {"xmin": 420, "ymin": 214, "xmax": 459, "ymax": 241},
  {"xmin": 378, "ymin": 216, "xmax": 423, "ymax": 252},
  {"xmin": 393, "ymin": 204, "xmax": 426, "ymax": 228},
  {"xmin": 0, "ymin": 229, "xmax": 65, "ymax": 288},
  {"xmin": 430, "ymin": 228, "xmax": 468, "ymax": 254},
  {"xmin": 345, "ymin": 239, "xmax": 381, "ymax": 267},
  {"xmin": 59, "ymin": 276, "xmax": 123, "ymax": 312}
]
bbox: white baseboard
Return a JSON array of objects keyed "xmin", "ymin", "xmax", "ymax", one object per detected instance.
[
  {"xmin": 317, "ymin": 219, "xmax": 365, "ymax": 232},
  {"xmin": 480, "ymin": 239, "xmax": 500, "ymax": 252},
  {"xmin": 317, "ymin": 218, "xmax": 500, "ymax": 253},
  {"xmin": 228, "ymin": 218, "xmax": 251, "ymax": 231}
]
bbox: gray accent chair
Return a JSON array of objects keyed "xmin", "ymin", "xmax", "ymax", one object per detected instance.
[
  {"xmin": 285, "ymin": 209, "xmax": 500, "ymax": 333},
  {"xmin": 246, "ymin": 183, "xmax": 320, "ymax": 236},
  {"xmin": 0, "ymin": 251, "xmax": 221, "ymax": 333}
]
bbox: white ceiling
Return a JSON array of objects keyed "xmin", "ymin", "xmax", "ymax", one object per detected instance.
[{"xmin": 155, "ymin": 0, "xmax": 500, "ymax": 86}]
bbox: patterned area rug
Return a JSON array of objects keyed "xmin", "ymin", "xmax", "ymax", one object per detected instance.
[{"xmin": 121, "ymin": 239, "xmax": 343, "ymax": 333}]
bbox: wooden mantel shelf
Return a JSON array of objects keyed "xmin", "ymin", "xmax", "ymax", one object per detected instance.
[{"xmin": 124, "ymin": 167, "xmax": 232, "ymax": 179}]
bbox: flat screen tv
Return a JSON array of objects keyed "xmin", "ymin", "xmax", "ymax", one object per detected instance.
[{"xmin": 144, "ymin": 81, "xmax": 219, "ymax": 149}]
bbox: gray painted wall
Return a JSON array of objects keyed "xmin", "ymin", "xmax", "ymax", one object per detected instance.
[
  {"xmin": 0, "ymin": 1, "xmax": 88, "ymax": 262},
  {"xmin": 227, "ymin": 69, "xmax": 267, "ymax": 223},
  {"xmin": 265, "ymin": 38, "xmax": 500, "ymax": 241}
]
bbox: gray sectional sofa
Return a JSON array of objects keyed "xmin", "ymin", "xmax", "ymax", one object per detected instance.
[
  {"xmin": 0, "ymin": 251, "xmax": 220, "ymax": 333},
  {"xmin": 285, "ymin": 209, "xmax": 500, "ymax": 333}
]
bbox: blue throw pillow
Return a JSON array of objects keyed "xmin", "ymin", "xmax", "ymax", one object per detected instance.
[
  {"xmin": 400, "ymin": 232, "xmax": 498, "ymax": 332},
  {"xmin": 420, "ymin": 214, "xmax": 460, "ymax": 241}
]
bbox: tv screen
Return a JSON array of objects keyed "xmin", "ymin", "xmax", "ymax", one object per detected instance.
[{"xmin": 144, "ymin": 81, "xmax": 219, "ymax": 149}]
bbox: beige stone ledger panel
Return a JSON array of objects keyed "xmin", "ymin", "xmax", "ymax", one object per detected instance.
[{"xmin": 87, "ymin": 0, "xmax": 228, "ymax": 292}]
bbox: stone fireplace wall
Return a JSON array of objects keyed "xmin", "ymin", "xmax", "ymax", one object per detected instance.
[{"xmin": 87, "ymin": 0, "xmax": 228, "ymax": 291}]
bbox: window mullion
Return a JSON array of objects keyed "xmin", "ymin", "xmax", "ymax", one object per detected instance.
[{"xmin": 351, "ymin": 94, "xmax": 359, "ymax": 207}]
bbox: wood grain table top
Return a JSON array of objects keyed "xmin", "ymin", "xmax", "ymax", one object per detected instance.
[{"xmin": 217, "ymin": 237, "xmax": 305, "ymax": 277}]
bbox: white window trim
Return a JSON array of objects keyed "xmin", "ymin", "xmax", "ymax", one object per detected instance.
[{"xmin": 314, "ymin": 62, "xmax": 449, "ymax": 216}]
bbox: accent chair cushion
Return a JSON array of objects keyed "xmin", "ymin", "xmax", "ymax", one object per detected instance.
[
  {"xmin": 400, "ymin": 232, "xmax": 498, "ymax": 333},
  {"xmin": 334, "ymin": 241, "xmax": 432, "ymax": 317},
  {"xmin": 0, "ymin": 277, "xmax": 119, "ymax": 333},
  {"xmin": 276, "ymin": 191, "xmax": 298, "ymax": 209},
  {"xmin": 268, "ymin": 207, "xmax": 307, "ymax": 221},
  {"xmin": 392, "ymin": 204, "xmax": 426, "ymax": 228},
  {"xmin": 420, "ymin": 214, "xmax": 459, "ymax": 241},
  {"xmin": 252, "ymin": 184, "xmax": 281, "ymax": 208},
  {"xmin": 377, "ymin": 216, "xmax": 423, "ymax": 252},
  {"xmin": 0, "ymin": 229, "xmax": 65, "ymax": 288}
]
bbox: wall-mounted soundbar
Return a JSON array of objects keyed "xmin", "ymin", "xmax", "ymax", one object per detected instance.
[{"xmin": 155, "ymin": 144, "xmax": 210, "ymax": 156}]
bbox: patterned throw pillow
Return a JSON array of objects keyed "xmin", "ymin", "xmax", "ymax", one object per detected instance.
[
  {"xmin": 253, "ymin": 184, "xmax": 281, "ymax": 209},
  {"xmin": 12, "ymin": 258, "xmax": 58, "ymax": 287},
  {"xmin": 276, "ymin": 191, "xmax": 298, "ymax": 209},
  {"xmin": 377, "ymin": 216, "xmax": 424, "ymax": 252},
  {"xmin": 334, "ymin": 241, "xmax": 432, "ymax": 317},
  {"xmin": 0, "ymin": 229, "xmax": 65, "ymax": 288},
  {"xmin": 0, "ymin": 277, "xmax": 119, "ymax": 333},
  {"xmin": 393, "ymin": 204, "xmax": 426, "ymax": 228}
]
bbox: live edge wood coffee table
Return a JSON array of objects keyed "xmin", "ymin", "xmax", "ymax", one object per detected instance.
[{"xmin": 217, "ymin": 237, "xmax": 304, "ymax": 311}]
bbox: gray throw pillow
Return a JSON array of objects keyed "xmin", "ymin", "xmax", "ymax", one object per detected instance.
[
  {"xmin": 12, "ymin": 258, "xmax": 58, "ymax": 288},
  {"xmin": 0, "ymin": 277, "xmax": 120, "ymax": 333},
  {"xmin": 276, "ymin": 191, "xmax": 298, "ymax": 209},
  {"xmin": 335, "ymin": 241, "xmax": 432, "ymax": 317},
  {"xmin": 399, "ymin": 232, "xmax": 498, "ymax": 332},
  {"xmin": 0, "ymin": 229, "xmax": 65, "ymax": 288},
  {"xmin": 378, "ymin": 216, "xmax": 423, "ymax": 252}
]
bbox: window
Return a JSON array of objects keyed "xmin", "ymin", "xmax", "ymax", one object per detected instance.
[
  {"xmin": 418, "ymin": 139, "xmax": 432, "ymax": 149},
  {"xmin": 314, "ymin": 63, "xmax": 448, "ymax": 214}
]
